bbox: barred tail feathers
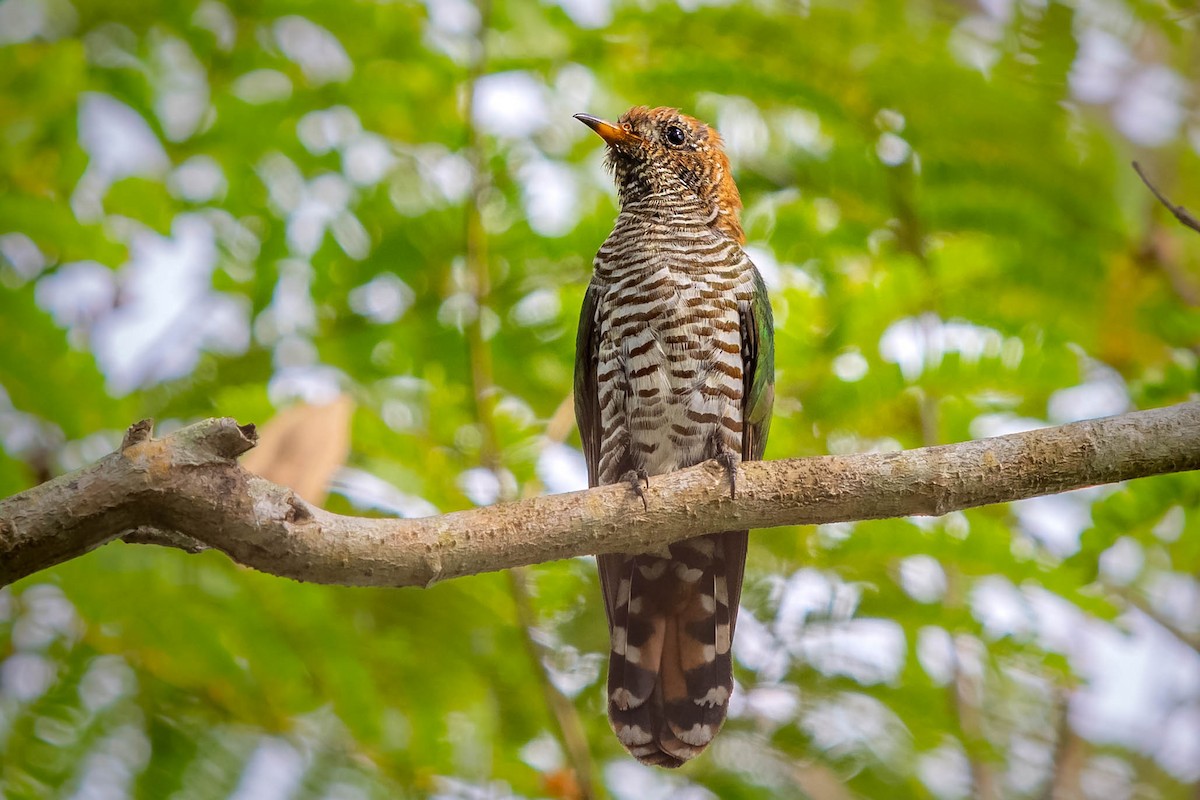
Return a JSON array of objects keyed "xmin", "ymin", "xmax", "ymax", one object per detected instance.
[{"xmin": 601, "ymin": 531, "xmax": 745, "ymax": 767}]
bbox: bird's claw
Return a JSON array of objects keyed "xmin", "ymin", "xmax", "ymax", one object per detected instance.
[
  {"xmin": 622, "ymin": 468, "xmax": 650, "ymax": 510},
  {"xmin": 715, "ymin": 450, "xmax": 739, "ymax": 499}
]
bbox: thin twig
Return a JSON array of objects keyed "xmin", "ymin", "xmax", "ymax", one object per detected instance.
[
  {"xmin": 507, "ymin": 568, "xmax": 599, "ymax": 798},
  {"xmin": 1132, "ymin": 161, "xmax": 1200, "ymax": 236},
  {"xmin": 508, "ymin": 394, "xmax": 603, "ymax": 799},
  {"xmin": 463, "ymin": 0, "xmax": 499, "ymax": 468},
  {"xmin": 1042, "ymin": 690, "xmax": 1086, "ymax": 800},
  {"xmin": 942, "ymin": 568, "xmax": 997, "ymax": 800},
  {"xmin": 1111, "ymin": 585, "xmax": 1200, "ymax": 656}
]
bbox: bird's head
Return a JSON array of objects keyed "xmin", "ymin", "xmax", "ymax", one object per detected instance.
[{"xmin": 575, "ymin": 106, "xmax": 744, "ymax": 244}]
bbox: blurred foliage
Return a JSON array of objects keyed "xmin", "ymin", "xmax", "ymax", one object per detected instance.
[{"xmin": 2, "ymin": 0, "xmax": 1200, "ymax": 797}]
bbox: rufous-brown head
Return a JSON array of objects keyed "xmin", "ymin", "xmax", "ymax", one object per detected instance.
[{"xmin": 574, "ymin": 106, "xmax": 745, "ymax": 244}]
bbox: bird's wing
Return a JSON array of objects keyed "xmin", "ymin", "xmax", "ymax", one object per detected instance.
[
  {"xmin": 741, "ymin": 262, "xmax": 775, "ymax": 463},
  {"xmin": 574, "ymin": 278, "xmax": 603, "ymax": 488},
  {"xmin": 576, "ymin": 280, "xmax": 626, "ymax": 631},
  {"xmin": 722, "ymin": 260, "xmax": 775, "ymax": 636}
]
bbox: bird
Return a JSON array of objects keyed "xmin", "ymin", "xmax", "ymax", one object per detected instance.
[{"xmin": 573, "ymin": 106, "xmax": 775, "ymax": 767}]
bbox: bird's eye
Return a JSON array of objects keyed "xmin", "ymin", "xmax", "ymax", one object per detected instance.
[{"xmin": 665, "ymin": 125, "xmax": 687, "ymax": 147}]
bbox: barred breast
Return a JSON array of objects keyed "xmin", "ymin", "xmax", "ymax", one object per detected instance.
[{"xmin": 592, "ymin": 212, "xmax": 754, "ymax": 483}]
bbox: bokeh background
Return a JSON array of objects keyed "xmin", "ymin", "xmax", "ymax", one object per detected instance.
[{"xmin": 2, "ymin": 0, "xmax": 1200, "ymax": 797}]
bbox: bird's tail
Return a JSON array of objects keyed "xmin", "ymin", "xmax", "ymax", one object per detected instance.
[{"xmin": 601, "ymin": 531, "xmax": 747, "ymax": 768}]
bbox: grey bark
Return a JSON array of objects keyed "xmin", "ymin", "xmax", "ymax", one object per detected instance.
[{"xmin": 3, "ymin": 402, "xmax": 1199, "ymax": 588}]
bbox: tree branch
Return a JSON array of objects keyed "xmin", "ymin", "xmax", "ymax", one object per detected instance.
[{"xmin": 3, "ymin": 403, "xmax": 1200, "ymax": 589}]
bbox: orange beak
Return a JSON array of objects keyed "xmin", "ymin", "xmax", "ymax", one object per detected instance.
[{"xmin": 574, "ymin": 113, "xmax": 640, "ymax": 147}]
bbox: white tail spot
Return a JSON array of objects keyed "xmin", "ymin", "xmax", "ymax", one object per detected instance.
[
  {"xmin": 611, "ymin": 687, "xmax": 645, "ymax": 710},
  {"xmin": 676, "ymin": 723, "xmax": 714, "ymax": 746},
  {"xmin": 616, "ymin": 724, "xmax": 653, "ymax": 746},
  {"xmin": 639, "ymin": 561, "xmax": 667, "ymax": 580},
  {"xmin": 616, "ymin": 577, "xmax": 631, "ymax": 608},
  {"xmin": 612, "ymin": 625, "xmax": 627, "ymax": 656},
  {"xmin": 694, "ymin": 686, "xmax": 730, "ymax": 707}
]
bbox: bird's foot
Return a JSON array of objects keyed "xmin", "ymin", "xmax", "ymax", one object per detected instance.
[
  {"xmin": 713, "ymin": 450, "xmax": 739, "ymax": 500},
  {"xmin": 621, "ymin": 468, "xmax": 650, "ymax": 510}
]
